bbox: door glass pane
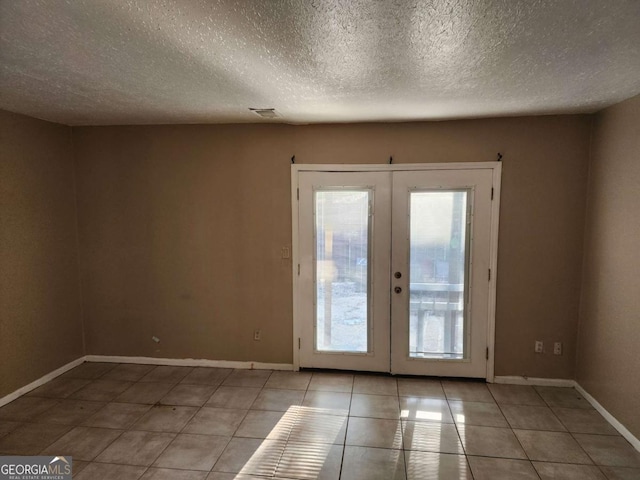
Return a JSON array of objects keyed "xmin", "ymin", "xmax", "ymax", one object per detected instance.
[
  {"xmin": 409, "ymin": 190, "xmax": 469, "ymax": 359},
  {"xmin": 315, "ymin": 190, "xmax": 370, "ymax": 352}
]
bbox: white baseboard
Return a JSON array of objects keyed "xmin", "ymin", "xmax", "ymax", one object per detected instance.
[
  {"xmin": 84, "ymin": 355, "xmax": 294, "ymax": 371},
  {"xmin": 0, "ymin": 356, "xmax": 85, "ymax": 408},
  {"xmin": 494, "ymin": 375, "xmax": 639, "ymax": 452},
  {"xmin": 574, "ymin": 383, "xmax": 640, "ymax": 452},
  {"xmin": 0, "ymin": 354, "xmax": 293, "ymax": 408},
  {"xmin": 493, "ymin": 375, "xmax": 576, "ymax": 387}
]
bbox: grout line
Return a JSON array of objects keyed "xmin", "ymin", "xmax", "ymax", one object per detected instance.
[
  {"xmin": 396, "ymin": 376, "xmax": 409, "ymax": 480},
  {"xmin": 337, "ymin": 375, "xmax": 356, "ymax": 480},
  {"xmin": 488, "ymin": 385, "xmax": 543, "ymax": 480}
]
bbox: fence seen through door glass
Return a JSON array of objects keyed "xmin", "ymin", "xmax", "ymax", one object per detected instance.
[{"xmin": 409, "ymin": 190, "xmax": 470, "ymax": 359}]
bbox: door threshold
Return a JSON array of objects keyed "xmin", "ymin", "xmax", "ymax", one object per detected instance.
[{"xmin": 300, "ymin": 367, "xmax": 487, "ymax": 383}]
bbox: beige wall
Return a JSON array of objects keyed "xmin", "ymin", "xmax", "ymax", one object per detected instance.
[
  {"xmin": 0, "ymin": 110, "xmax": 83, "ymax": 397},
  {"xmin": 577, "ymin": 95, "xmax": 640, "ymax": 438},
  {"xmin": 73, "ymin": 115, "xmax": 591, "ymax": 378}
]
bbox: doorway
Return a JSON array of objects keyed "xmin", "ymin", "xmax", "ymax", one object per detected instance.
[{"xmin": 292, "ymin": 163, "xmax": 501, "ymax": 379}]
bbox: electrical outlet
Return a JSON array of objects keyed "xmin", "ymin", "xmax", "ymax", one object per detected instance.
[
  {"xmin": 535, "ymin": 340, "xmax": 544, "ymax": 353},
  {"xmin": 254, "ymin": 329, "xmax": 261, "ymax": 341},
  {"xmin": 281, "ymin": 246, "xmax": 291, "ymax": 259},
  {"xmin": 554, "ymin": 342, "xmax": 562, "ymax": 355}
]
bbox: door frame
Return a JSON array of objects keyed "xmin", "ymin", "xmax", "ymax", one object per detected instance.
[{"xmin": 291, "ymin": 162, "xmax": 502, "ymax": 381}]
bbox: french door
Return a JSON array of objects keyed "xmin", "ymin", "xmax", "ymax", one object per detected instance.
[{"xmin": 293, "ymin": 164, "xmax": 500, "ymax": 379}]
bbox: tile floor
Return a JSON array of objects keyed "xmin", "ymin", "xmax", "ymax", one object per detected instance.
[{"xmin": 0, "ymin": 362, "xmax": 639, "ymax": 479}]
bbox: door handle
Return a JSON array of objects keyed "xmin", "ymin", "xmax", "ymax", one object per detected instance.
[{"xmin": 394, "ymin": 286, "xmax": 402, "ymax": 294}]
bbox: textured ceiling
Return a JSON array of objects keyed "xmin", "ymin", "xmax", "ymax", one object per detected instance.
[{"xmin": 1, "ymin": 0, "xmax": 639, "ymax": 126}]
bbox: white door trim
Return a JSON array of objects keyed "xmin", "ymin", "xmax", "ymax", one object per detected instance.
[{"xmin": 291, "ymin": 162, "xmax": 502, "ymax": 380}]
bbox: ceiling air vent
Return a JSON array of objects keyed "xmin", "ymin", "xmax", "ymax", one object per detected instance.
[{"xmin": 249, "ymin": 108, "xmax": 278, "ymax": 118}]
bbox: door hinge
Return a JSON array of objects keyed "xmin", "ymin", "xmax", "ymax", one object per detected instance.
[
  {"xmin": 486, "ymin": 347, "xmax": 489, "ymax": 360},
  {"xmin": 298, "ymin": 338, "xmax": 301, "ymax": 349},
  {"xmin": 488, "ymin": 268, "xmax": 491, "ymax": 281},
  {"xmin": 491, "ymin": 187, "xmax": 494, "ymax": 200},
  {"xmin": 297, "ymin": 264, "xmax": 300, "ymax": 275},
  {"xmin": 297, "ymin": 188, "xmax": 299, "ymax": 200}
]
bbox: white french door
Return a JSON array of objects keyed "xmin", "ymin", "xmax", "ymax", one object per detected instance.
[{"xmin": 293, "ymin": 164, "xmax": 500, "ymax": 379}]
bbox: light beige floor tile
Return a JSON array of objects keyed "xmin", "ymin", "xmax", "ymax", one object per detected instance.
[
  {"xmin": 264, "ymin": 371, "xmax": 312, "ymax": 390},
  {"xmin": 160, "ymin": 384, "xmax": 217, "ymax": 407},
  {"xmin": 514, "ymin": 429, "xmax": 593, "ymax": 464},
  {"xmin": 302, "ymin": 391, "xmax": 351, "ymax": 416},
  {"xmin": 350, "ymin": 394, "xmax": 400, "ymax": 419},
  {"xmin": 74, "ymin": 462, "xmax": 146, "ymax": 480},
  {"xmin": 183, "ymin": 407, "xmax": 248, "ymax": 436},
  {"xmin": 71, "ymin": 379, "xmax": 134, "ymax": 402},
  {"xmin": 153, "ymin": 433, "xmax": 230, "ymax": 471},
  {"xmin": 276, "ymin": 442, "xmax": 343, "ymax": 480},
  {"xmin": 553, "ymin": 407, "xmax": 620, "ymax": 435},
  {"xmin": 308, "ymin": 373, "xmax": 354, "ymax": 393},
  {"xmin": 501, "ymin": 404, "xmax": 566, "ymax": 431},
  {"xmin": 346, "ymin": 417, "xmax": 403, "ymax": 449},
  {"xmin": 250, "ymin": 388, "xmax": 305, "ymax": 411},
  {"xmin": 140, "ymin": 468, "xmax": 208, "ymax": 480},
  {"xmin": 33, "ymin": 399, "xmax": 104, "ymax": 425},
  {"xmin": 82, "ymin": 402, "xmax": 151, "ymax": 429},
  {"xmin": 101, "ymin": 364, "xmax": 156, "ymax": 382},
  {"xmin": 600, "ymin": 466, "xmax": 640, "ymax": 479},
  {"xmin": 181, "ymin": 367, "xmax": 234, "ymax": 386},
  {"xmin": 140, "ymin": 366, "xmax": 194, "ymax": 384},
  {"xmin": 402, "ymin": 421, "xmax": 463, "ymax": 454},
  {"xmin": 96, "ymin": 430, "xmax": 175, "ymax": 466},
  {"xmin": 533, "ymin": 461, "xmax": 607, "ymax": 479},
  {"xmin": 442, "ymin": 381, "xmax": 494, "ymax": 402},
  {"xmin": 0, "ymin": 396, "xmax": 59, "ymax": 421},
  {"xmin": 353, "ymin": 376, "xmax": 398, "ymax": 396},
  {"xmin": 234, "ymin": 410, "xmax": 292, "ymax": 439},
  {"xmin": 206, "ymin": 386, "xmax": 261, "ymax": 409},
  {"xmin": 289, "ymin": 409, "xmax": 347, "ymax": 445},
  {"xmin": 535, "ymin": 387, "xmax": 593, "ymax": 409},
  {"xmin": 468, "ymin": 456, "xmax": 538, "ymax": 480},
  {"xmin": 488, "ymin": 384, "xmax": 545, "ymax": 406},
  {"xmin": 459, "ymin": 425, "xmax": 527, "ymax": 459},
  {"xmin": 42, "ymin": 426, "xmax": 123, "ymax": 461},
  {"xmin": 72, "ymin": 460, "xmax": 89, "ymax": 476},
  {"xmin": 0, "ymin": 422, "xmax": 71, "ymax": 455},
  {"xmin": 114, "ymin": 382, "xmax": 174, "ymax": 404},
  {"xmin": 27, "ymin": 377, "xmax": 91, "ymax": 399},
  {"xmin": 222, "ymin": 370, "xmax": 272, "ymax": 388},
  {"xmin": 7, "ymin": 370, "xmax": 633, "ymax": 480},
  {"xmin": 341, "ymin": 445, "xmax": 406, "ymax": 480},
  {"xmin": 397, "ymin": 378, "xmax": 445, "ymax": 399},
  {"xmin": 574, "ymin": 434, "xmax": 640, "ymax": 467},
  {"xmin": 212, "ymin": 437, "xmax": 285, "ymax": 475},
  {"xmin": 405, "ymin": 451, "xmax": 471, "ymax": 480},
  {"xmin": 449, "ymin": 400, "xmax": 509, "ymax": 427},
  {"xmin": 399, "ymin": 397, "xmax": 453, "ymax": 423},
  {"xmin": 62, "ymin": 362, "xmax": 117, "ymax": 380},
  {"xmin": 132, "ymin": 405, "xmax": 198, "ymax": 432}
]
